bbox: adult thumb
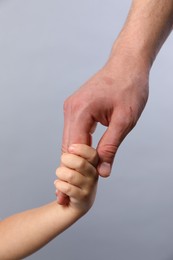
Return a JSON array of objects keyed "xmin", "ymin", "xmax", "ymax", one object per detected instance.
[{"xmin": 97, "ymin": 117, "xmax": 126, "ymax": 177}]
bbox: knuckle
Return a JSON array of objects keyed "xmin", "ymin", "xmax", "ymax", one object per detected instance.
[
  {"xmin": 81, "ymin": 189, "xmax": 89, "ymax": 200},
  {"xmin": 117, "ymin": 112, "xmax": 130, "ymax": 128},
  {"xmin": 99, "ymin": 144, "xmax": 117, "ymax": 161},
  {"xmin": 64, "ymin": 94, "xmax": 87, "ymax": 117},
  {"xmin": 67, "ymin": 171, "xmax": 75, "ymax": 183},
  {"xmin": 76, "ymin": 158, "xmax": 86, "ymax": 170},
  {"xmin": 63, "ymin": 96, "xmax": 78, "ymax": 114},
  {"xmin": 64, "ymin": 183, "xmax": 72, "ymax": 194},
  {"xmin": 116, "ymin": 107, "xmax": 136, "ymax": 131}
]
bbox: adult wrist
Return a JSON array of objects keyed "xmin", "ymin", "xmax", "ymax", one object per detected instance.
[
  {"xmin": 102, "ymin": 41, "xmax": 150, "ymax": 88},
  {"xmin": 109, "ymin": 38, "xmax": 152, "ymax": 76}
]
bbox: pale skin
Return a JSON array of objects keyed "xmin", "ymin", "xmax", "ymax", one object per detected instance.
[
  {"xmin": 59, "ymin": 0, "xmax": 173, "ymax": 204},
  {"xmin": 0, "ymin": 144, "xmax": 98, "ymax": 260}
]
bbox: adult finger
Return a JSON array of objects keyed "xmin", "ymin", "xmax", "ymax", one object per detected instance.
[
  {"xmin": 62, "ymin": 98, "xmax": 95, "ymax": 153},
  {"xmin": 97, "ymin": 111, "xmax": 133, "ymax": 177},
  {"xmin": 60, "ymin": 97, "xmax": 97, "ymax": 204}
]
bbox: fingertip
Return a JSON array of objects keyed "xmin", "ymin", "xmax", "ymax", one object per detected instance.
[
  {"xmin": 97, "ymin": 162, "xmax": 111, "ymax": 177},
  {"xmin": 68, "ymin": 144, "xmax": 77, "ymax": 153},
  {"xmin": 55, "ymin": 189, "xmax": 58, "ymax": 197},
  {"xmin": 55, "ymin": 190, "xmax": 69, "ymax": 205},
  {"xmin": 58, "ymin": 195, "xmax": 69, "ymax": 205},
  {"xmin": 54, "ymin": 180, "xmax": 58, "ymax": 186},
  {"xmin": 65, "ymin": 144, "xmax": 99, "ymax": 169}
]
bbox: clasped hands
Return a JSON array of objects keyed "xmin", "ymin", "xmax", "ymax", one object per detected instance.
[{"xmin": 55, "ymin": 56, "xmax": 149, "ymax": 206}]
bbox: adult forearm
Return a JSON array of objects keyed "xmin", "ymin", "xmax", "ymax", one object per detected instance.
[
  {"xmin": 110, "ymin": 0, "xmax": 173, "ymax": 71},
  {"xmin": 0, "ymin": 202, "xmax": 79, "ymax": 260}
]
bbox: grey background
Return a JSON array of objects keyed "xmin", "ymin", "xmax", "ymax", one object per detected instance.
[{"xmin": 0, "ymin": 1, "xmax": 173, "ymax": 259}]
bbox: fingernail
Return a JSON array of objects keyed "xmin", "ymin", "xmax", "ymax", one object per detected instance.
[
  {"xmin": 68, "ymin": 144, "xmax": 76, "ymax": 153},
  {"xmin": 98, "ymin": 162, "xmax": 111, "ymax": 177},
  {"xmin": 55, "ymin": 189, "xmax": 58, "ymax": 197},
  {"xmin": 54, "ymin": 180, "xmax": 58, "ymax": 186}
]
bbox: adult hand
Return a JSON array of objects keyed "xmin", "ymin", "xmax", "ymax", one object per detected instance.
[
  {"xmin": 58, "ymin": 0, "xmax": 173, "ymax": 204},
  {"xmin": 62, "ymin": 56, "xmax": 149, "ymax": 178}
]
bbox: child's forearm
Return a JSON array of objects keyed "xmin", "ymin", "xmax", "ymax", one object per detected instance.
[{"xmin": 0, "ymin": 202, "xmax": 80, "ymax": 260}]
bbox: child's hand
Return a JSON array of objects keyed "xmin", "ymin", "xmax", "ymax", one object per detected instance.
[{"xmin": 54, "ymin": 144, "xmax": 99, "ymax": 215}]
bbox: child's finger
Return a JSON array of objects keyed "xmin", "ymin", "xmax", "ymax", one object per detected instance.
[
  {"xmin": 54, "ymin": 179, "xmax": 83, "ymax": 200},
  {"xmin": 61, "ymin": 153, "xmax": 98, "ymax": 178},
  {"xmin": 56, "ymin": 167, "xmax": 86, "ymax": 188},
  {"xmin": 56, "ymin": 190, "xmax": 69, "ymax": 205},
  {"xmin": 68, "ymin": 144, "xmax": 99, "ymax": 167}
]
